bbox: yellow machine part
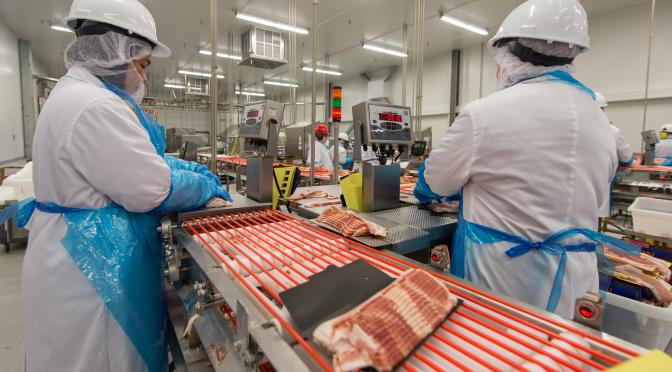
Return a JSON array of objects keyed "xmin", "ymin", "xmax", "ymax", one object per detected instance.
[
  {"xmin": 340, "ymin": 172, "xmax": 364, "ymax": 212},
  {"xmin": 272, "ymin": 166, "xmax": 297, "ymax": 209}
]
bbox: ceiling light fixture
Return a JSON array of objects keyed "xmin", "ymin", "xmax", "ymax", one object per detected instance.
[
  {"xmin": 439, "ymin": 14, "xmax": 488, "ymax": 36},
  {"xmin": 235, "ymin": 91, "xmax": 266, "ymax": 97},
  {"xmin": 264, "ymin": 80, "xmax": 299, "ymax": 88},
  {"xmin": 362, "ymin": 43, "xmax": 407, "ymax": 57},
  {"xmin": 199, "ymin": 49, "xmax": 243, "ymax": 61},
  {"xmin": 235, "ymin": 11, "xmax": 309, "ymax": 35},
  {"xmin": 301, "ymin": 66, "xmax": 342, "ymax": 76},
  {"xmin": 178, "ymin": 70, "xmax": 225, "ymax": 79},
  {"xmin": 164, "ymin": 84, "xmax": 186, "ymax": 89},
  {"xmin": 50, "ymin": 24, "xmax": 73, "ymax": 33}
]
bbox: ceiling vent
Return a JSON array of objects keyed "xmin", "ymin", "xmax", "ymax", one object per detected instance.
[{"xmin": 239, "ymin": 27, "xmax": 287, "ymax": 69}]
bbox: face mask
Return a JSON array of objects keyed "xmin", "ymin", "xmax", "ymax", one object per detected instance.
[
  {"xmin": 126, "ymin": 62, "xmax": 146, "ymax": 104},
  {"xmin": 130, "ymin": 82, "xmax": 145, "ymax": 104}
]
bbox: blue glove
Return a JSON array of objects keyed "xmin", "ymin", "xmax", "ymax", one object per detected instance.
[
  {"xmin": 157, "ymin": 168, "xmax": 232, "ymax": 212},
  {"xmin": 413, "ymin": 161, "xmax": 458, "ymax": 205},
  {"xmin": 341, "ymin": 156, "xmax": 353, "ymax": 170},
  {"xmin": 164, "ymin": 155, "xmax": 221, "ymax": 185},
  {"xmin": 662, "ymin": 157, "xmax": 672, "ymax": 167}
]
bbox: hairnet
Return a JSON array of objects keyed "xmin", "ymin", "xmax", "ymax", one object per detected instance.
[
  {"xmin": 492, "ymin": 39, "xmax": 576, "ymax": 91},
  {"xmin": 64, "ymin": 30, "xmax": 151, "ymax": 102},
  {"xmin": 517, "ymin": 38, "xmax": 583, "ymax": 59}
]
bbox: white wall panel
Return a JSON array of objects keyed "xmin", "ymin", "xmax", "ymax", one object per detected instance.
[{"xmin": 0, "ymin": 18, "xmax": 24, "ymax": 162}]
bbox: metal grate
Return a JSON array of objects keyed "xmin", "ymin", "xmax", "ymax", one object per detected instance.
[{"xmin": 183, "ymin": 209, "xmax": 641, "ymax": 371}]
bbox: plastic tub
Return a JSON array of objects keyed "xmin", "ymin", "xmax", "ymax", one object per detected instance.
[
  {"xmin": 628, "ymin": 197, "xmax": 672, "ymax": 238},
  {"xmin": 602, "ymin": 291, "xmax": 672, "ymax": 350},
  {"xmin": 2, "ymin": 175, "xmax": 34, "ymax": 200}
]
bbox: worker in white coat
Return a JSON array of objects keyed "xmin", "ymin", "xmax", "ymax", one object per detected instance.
[
  {"xmin": 352, "ymin": 146, "xmax": 379, "ymax": 172},
  {"xmin": 656, "ymin": 124, "xmax": 672, "ymax": 160},
  {"xmin": 306, "ymin": 124, "xmax": 334, "ymax": 170},
  {"xmin": 0, "ymin": 1, "xmax": 230, "ymax": 371},
  {"xmin": 330, "ymin": 133, "xmax": 353, "ymax": 170},
  {"xmin": 418, "ymin": 0, "xmax": 638, "ymax": 318},
  {"xmin": 595, "ymin": 92, "xmax": 632, "ymax": 218}
]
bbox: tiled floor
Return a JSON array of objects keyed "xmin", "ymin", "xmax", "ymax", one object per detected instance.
[{"xmin": 0, "ymin": 247, "xmax": 24, "ymax": 372}]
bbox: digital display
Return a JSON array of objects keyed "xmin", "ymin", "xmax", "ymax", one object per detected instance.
[
  {"xmin": 247, "ymin": 109, "xmax": 260, "ymax": 118},
  {"xmin": 379, "ymin": 112, "xmax": 402, "ymax": 122}
]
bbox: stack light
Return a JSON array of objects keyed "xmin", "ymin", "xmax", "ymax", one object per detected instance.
[{"xmin": 332, "ymin": 86, "xmax": 342, "ymax": 122}]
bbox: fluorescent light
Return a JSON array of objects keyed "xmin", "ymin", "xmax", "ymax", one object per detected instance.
[
  {"xmin": 362, "ymin": 43, "xmax": 407, "ymax": 57},
  {"xmin": 164, "ymin": 84, "xmax": 185, "ymax": 89},
  {"xmin": 236, "ymin": 11, "xmax": 309, "ymax": 35},
  {"xmin": 302, "ymin": 66, "xmax": 342, "ymax": 76},
  {"xmin": 199, "ymin": 49, "xmax": 242, "ymax": 61},
  {"xmin": 178, "ymin": 70, "xmax": 225, "ymax": 79},
  {"xmin": 50, "ymin": 25, "xmax": 73, "ymax": 33},
  {"xmin": 264, "ymin": 80, "xmax": 299, "ymax": 88},
  {"xmin": 235, "ymin": 91, "xmax": 265, "ymax": 97},
  {"xmin": 439, "ymin": 14, "xmax": 488, "ymax": 36}
]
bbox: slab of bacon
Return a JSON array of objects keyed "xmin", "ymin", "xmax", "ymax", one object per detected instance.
[
  {"xmin": 316, "ymin": 207, "xmax": 388, "ymax": 237},
  {"xmin": 304, "ymin": 200, "xmax": 342, "ymax": 208},
  {"xmin": 614, "ymin": 264, "xmax": 672, "ymax": 306},
  {"xmin": 604, "ymin": 246, "xmax": 671, "ymax": 282},
  {"xmin": 287, "ymin": 190, "xmax": 339, "ymax": 201},
  {"xmin": 313, "ymin": 269, "xmax": 458, "ymax": 372}
]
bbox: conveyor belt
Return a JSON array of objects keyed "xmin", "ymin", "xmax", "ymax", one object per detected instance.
[{"xmin": 181, "ymin": 208, "xmax": 644, "ymax": 371}]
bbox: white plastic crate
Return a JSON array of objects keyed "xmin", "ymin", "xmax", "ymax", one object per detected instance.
[
  {"xmin": 602, "ymin": 291, "xmax": 672, "ymax": 350},
  {"xmin": 627, "ymin": 197, "xmax": 672, "ymax": 238}
]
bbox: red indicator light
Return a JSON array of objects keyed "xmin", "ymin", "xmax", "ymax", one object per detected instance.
[
  {"xmin": 431, "ymin": 253, "xmax": 441, "ymax": 262},
  {"xmin": 579, "ymin": 306, "xmax": 594, "ymax": 318}
]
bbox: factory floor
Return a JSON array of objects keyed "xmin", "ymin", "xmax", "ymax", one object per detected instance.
[{"xmin": 0, "ymin": 247, "xmax": 24, "ymax": 372}]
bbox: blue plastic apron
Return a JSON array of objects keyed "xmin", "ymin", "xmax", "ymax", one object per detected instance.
[
  {"xmin": 447, "ymin": 71, "xmax": 640, "ymax": 313},
  {"xmin": 0, "ymin": 82, "xmax": 169, "ymax": 372}
]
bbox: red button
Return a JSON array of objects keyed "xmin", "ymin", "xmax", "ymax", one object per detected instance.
[{"xmin": 431, "ymin": 253, "xmax": 441, "ymax": 262}]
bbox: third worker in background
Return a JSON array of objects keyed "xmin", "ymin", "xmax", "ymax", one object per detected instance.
[{"xmin": 420, "ymin": 0, "xmax": 638, "ymax": 318}]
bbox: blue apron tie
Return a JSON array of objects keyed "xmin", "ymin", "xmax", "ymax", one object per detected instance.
[
  {"xmin": 450, "ymin": 192, "xmax": 640, "ymax": 313},
  {"xmin": 518, "ymin": 70, "xmax": 596, "ymax": 101}
]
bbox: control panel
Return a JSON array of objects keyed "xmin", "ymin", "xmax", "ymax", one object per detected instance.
[
  {"xmin": 352, "ymin": 102, "xmax": 413, "ymax": 144},
  {"xmin": 239, "ymin": 101, "xmax": 283, "ymax": 140}
]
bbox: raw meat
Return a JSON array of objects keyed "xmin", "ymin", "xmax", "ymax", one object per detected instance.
[
  {"xmin": 206, "ymin": 198, "xmax": 233, "ymax": 208},
  {"xmin": 313, "ymin": 269, "xmax": 458, "ymax": 372},
  {"xmin": 316, "ymin": 207, "xmax": 388, "ymax": 237},
  {"xmin": 400, "ymin": 176, "xmax": 417, "ymax": 184},
  {"xmin": 614, "ymin": 264, "xmax": 672, "ymax": 306},
  {"xmin": 428, "ymin": 200, "xmax": 459, "ymax": 214},
  {"xmin": 604, "ymin": 246, "xmax": 671, "ymax": 281},
  {"xmin": 287, "ymin": 190, "xmax": 339, "ymax": 201},
  {"xmin": 304, "ymin": 200, "xmax": 342, "ymax": 208}
]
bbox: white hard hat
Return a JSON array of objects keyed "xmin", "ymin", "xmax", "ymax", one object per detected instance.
[
  {"xmin": 338, "ymin": 133, "xmax": 350, "ymax": 142},
  {"xmin": 488, "ymin": 0, "xmax": 590, "ymax": 51},
  {"xmin": 594, "ymin": 92, "xmax": 608, "ymax": 108},
  {"xmin": 65, "ymin": 0, "xmax": 171, "ymax": 58},
  {"xmin": 660, "ymin": 124, "xmax": 672, "ymax": 135}
]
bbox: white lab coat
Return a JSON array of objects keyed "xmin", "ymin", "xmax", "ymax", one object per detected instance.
[
  {"xmin": 598, "ymin": 122, "xmax": 632, "ymax": 217},
  {"xmin": 306, "ymin": 140, "xmax": 333, "ymax": 170},
  {"xmin": 329, "ymin": 144, "xmax": 347, "ymax": 166},
  {"xmin": 352, "ymin": 146, "xmax": 379, "ymax": 172},
  {"xmin": 655, "ymin": 140, "xmax": 672, "ymax": 159},
  {"xmin": 425, "ymin": 77, "xmax": 617, "ymax": 318},
  {"xmin": 23, "ymin": 65, "xmax": 170, "ymax": 372}
]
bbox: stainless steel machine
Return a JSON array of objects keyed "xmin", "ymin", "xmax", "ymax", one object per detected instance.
[
  {"xmin": 641, "ymin": 130, "xmax": 659, "ymax": 166},
  {"xmin": 238, "ymin": 100, "xmax": 284, "ymax": 202},
  {"xmin": 162, "ymin": 205, "xmax": 647, "ymax": 371},
  {"xmin": 352, "ymin": 101, "xmax": 413, "ymax": 212}
]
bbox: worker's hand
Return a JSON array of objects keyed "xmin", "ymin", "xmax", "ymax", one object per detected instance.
[
  {"xmin": 206, "ymin": 197, "xmax": 232, "ymax": 209},
  {"xmin": 632, "ymin": 153, "xmax": 643, "ymax": 166}
]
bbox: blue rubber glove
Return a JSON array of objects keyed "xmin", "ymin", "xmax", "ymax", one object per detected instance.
[
  {"xmin": 157, "ymin": 168, "xmax": 232, "ymax": 212},
  {"xmin": 164, "ymin": 155, "xmax": 221, "ymax": 185},
  {"xmin": 413, "ymin": 161, "xmax": 458, "ymax": 205},
  {"xmin": 662, "ymin": 157, "xmax": 672, "ymax": 167}
]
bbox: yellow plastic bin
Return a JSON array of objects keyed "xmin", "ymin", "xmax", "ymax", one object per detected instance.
[{"xmin": 340, "ymin": 172, "xmax": 364, "ymax": 212}]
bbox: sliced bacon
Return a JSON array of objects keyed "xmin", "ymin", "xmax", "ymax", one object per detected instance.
[
  {"xmin": 304, "ymin": 200, "xmax": 342, "ymax": 208},
  {"xmin": 287, "ymin": 190, "xmax": 339, "ymax": 201},
  {"xmin": 313, "ymin": 269, "xmax": 458, "ymax": 372},
  {"xmin": 605, "ymin": 246, "xmax": 671, "ymax": 281},
  {"xmin": 614, "ymin": 264, "xmax": 672, "ymax": 306},
  {"xmin": 316, "ymin": 207, "xmax": 388, "ymax": 237}
]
